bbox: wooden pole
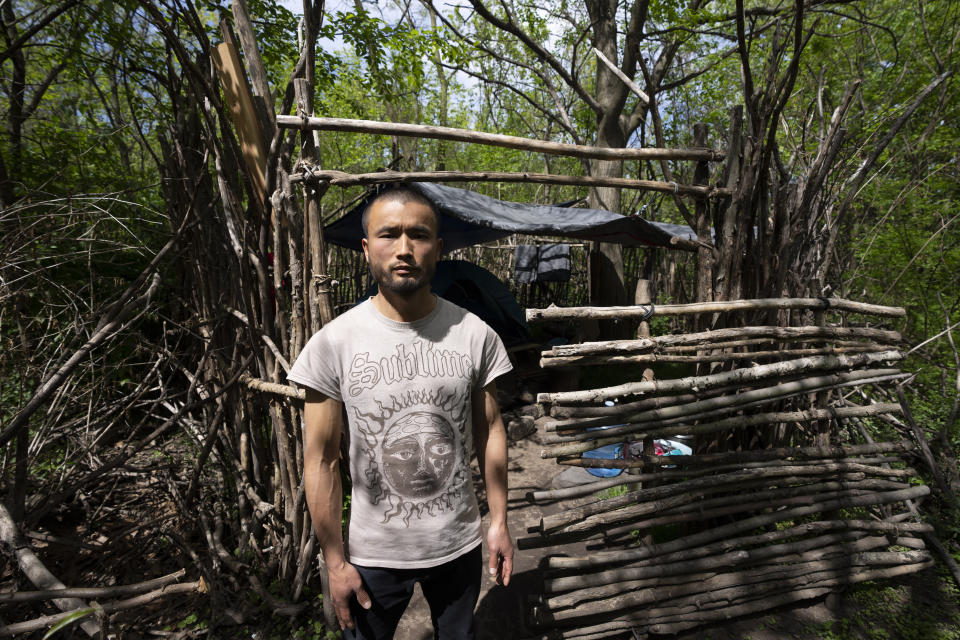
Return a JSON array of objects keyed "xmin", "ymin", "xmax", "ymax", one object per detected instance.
[
  {"xmin": 0, "ymin": 501, "xmax": 100, "ymax": 637},
  {"xmin": 543, "ymin": 370, "xmax": 906, "ymax": 436},
  {"xmin": 545, "ymin": 521, "xmax": 931, "ymax": 585},
  {"xmin": 516, "ymin": 484, "xmax": 929, "ymax": 551},
  {"xmin": 294, "ymin": 168, "xmax": 729, "ymax": 200},
  {"xmin": 526, "ymin": 297, "xmax": 907, "ymax": 322},
  {"xmin": 544, "ymin": 533, "xmax": 921, "ymax": 593},
  {"xmin": 542, "ymin": 344, "xmax": 890, "ymax": 368},
  {"xmin": 547, "ymin": 516, "xmax": 932, "ymax": 573},
  {"xmin": 692, "ymin": 123, "xmax": 714, "ymax": 331},
  {"xmin": 0, "ymin": 580, "xmax": 206, "ymax": 636},
  {"xmin": 226, "ymin": 2, "xmax": 276, "ymax": 138},
  {"xmin": 543, "ymin": 404, "xmax": 902, "ymax": 458},
  {"xmin": 543, "ymin": 477, "xmax": 905, "ymax": 537},
  {"xmin": 539, "ymin": 470, "xmax": 875, "ymax": 533},
  {"xmin": 240, "ymin": 375, "xmax": 304, "ymax": 399},
  {"xmin": 538, "ymin": 350, "xmax": 902, "ymax": 405},
  {"xmin": 0, "ymin": 569, "xmax": 187, "ymax": 603},
  {"xmin": 556, "ymin": 482, "xmax": 918, "ymax": 545},
  {"xmin": 544, "ymin": 326, "xmax": 902, "ymax": 357},
  {"xmin": 294, "ymin": 79, "xmax": 334, "ymax": 329},
  {"xmin": 542, "ymin": 550, "xmax": 929, "ymax": 622},
  {"xmin": 541, "ymin": 558, "xmax": 931, "ymax": 630},
  {"xmin": 526, "ymin": 441, "xmax": 914, "ymax": 502},
  {"xmin": 276, "ymin": 115, "xmax": 725, "ymax": 162}
]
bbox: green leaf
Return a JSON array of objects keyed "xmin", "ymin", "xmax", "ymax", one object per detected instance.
[{"xmin": 42, "ymin": 608, "xmax": 96, "ymax": 640}]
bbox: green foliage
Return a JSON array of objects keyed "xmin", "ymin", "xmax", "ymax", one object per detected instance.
[
  {"xmin": 810, "ymin": 573, "xmax": 960, "ymax": 640},
  {"xmin": 177, "ymin": 612, "xmax": 203, "ymax": 630},
  {"xmin": 594, "ymin": 484, "xmax": 629, "ymax": 500},
  {"xmin": 42, "ymin": 609, "xmax": 96, "ymax": 639}
]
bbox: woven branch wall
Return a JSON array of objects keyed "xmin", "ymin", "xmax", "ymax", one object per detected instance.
[{"xmin": 521, "ymin": 298, "xmax": 929, "ymax": 640}]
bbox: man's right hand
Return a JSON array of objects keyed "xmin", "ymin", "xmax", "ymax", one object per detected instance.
[{"xmin": 328, "ymin": 561, "xmax": 372, "ymax": 630}]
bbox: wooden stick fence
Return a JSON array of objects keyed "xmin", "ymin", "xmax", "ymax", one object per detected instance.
[
  {"xmin": 220, "ymin": 48, "xmax": 927, "ymax": 634},
  {"xmin": 519, "ymin": 297, "xmax": 934, "ymax": 639},
  {"xmin": 186, "ymin": 10, "xmax": 748, "ymax": 637}
]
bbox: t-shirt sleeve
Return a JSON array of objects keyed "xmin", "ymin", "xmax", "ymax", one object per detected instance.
[
  {"xmin": 287, "ymin": 328, "xmax": 342, "ymax": 400},
  {"xmin": 477, "ymin": 324, "xmax": 513, "ymax": 389}
]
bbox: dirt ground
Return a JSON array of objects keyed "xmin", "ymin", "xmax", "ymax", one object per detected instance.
[{"xmin": 391, "ymin": 418, "xmax": 960, "ymax": 640}]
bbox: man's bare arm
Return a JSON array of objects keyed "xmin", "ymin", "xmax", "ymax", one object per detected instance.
[
  {"xmin": 303, "ymin": 388, "xmax": 371, "ymax": 629},
  {"xmin": 472, "ymin": 381, "xmax": 513, "ymax": 586}
]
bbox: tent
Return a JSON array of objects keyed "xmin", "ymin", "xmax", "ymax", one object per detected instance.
[{"xmin": 324, "ymin": 182, "xmax": 697, "ymax": 252}]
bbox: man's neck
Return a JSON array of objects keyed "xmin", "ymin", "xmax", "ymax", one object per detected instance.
[{"xmin": 371, "ymin": 287, "xmax": 437, "ymax": 323}]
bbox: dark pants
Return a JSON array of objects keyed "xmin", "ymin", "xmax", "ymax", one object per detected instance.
[{"xmin": 345, "ymin": 545, "xmax": 482, "ymax": 640}]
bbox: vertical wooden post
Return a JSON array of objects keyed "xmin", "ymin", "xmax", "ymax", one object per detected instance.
[
  {"xmin": 292, "ymin": 5, "xmax": 337, "ymax": 625},
  {"xmin": 635, "ymin": 279, "xmax": 652, "ymax": 340},
  {"xmin": 294, "ymin": 79, "xmax": 334, "ymax": 332},
  {"xmin": 715, "ymin": 106, "xmax": 743, "ymax": 304},
  {"xmin": 582, "ymin": 242, "xmax": 600, "ymax": 341},
  {"xmin": 633, "ymin": 279, "xmax": 656, "ymax": 546},
  {"xmin": 814, "ymin": 305, "xmax": 831, "ymax": 446},
  {"xmin": 229, "ymin": 0, "xmax": 276, "ymax": 140},
  {"xmin": 692, "ymin": 123, "xmax": 713, "ymax": 332}
]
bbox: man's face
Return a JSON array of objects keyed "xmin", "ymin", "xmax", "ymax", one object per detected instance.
[{"xmin": 361, "ymin": 198, "xmax": 442, "ymax": 296}]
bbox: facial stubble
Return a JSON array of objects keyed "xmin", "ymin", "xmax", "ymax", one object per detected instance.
[{"xmin": 371, "ymin": 258, "xmax": 437, "ymax": 296}]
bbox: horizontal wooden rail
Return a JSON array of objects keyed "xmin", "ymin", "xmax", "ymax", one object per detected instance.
[
  {"xmin": 526, "ymin": 297, "xmax": 907, "ymax": 322},
  {"xmin": 543, "ymin": 326, "xmax": 903, "ymax": 358},
  {"xmin": 240, "ymin": 375, "xmax": 303, "ymax": 399},
  {"xmin": 537, "ymin": 350, "xmax": 903, "ymax": 405},
  {"xmin": 293, "ymin": 168, "xmax": 731, "ymax": 199},
  {"xmin": 276, "ymin": 116, "xmax": 725, "ymax": 162}
]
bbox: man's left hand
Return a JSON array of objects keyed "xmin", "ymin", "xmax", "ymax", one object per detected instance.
[{"xmin": 486, "ymin": 521, "xmax": 514, "ymax": 586}]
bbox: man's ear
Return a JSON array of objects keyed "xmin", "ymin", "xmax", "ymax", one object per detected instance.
[
  {"xmin": 361, "ymin": 237, "xmax": 369, "ymax": 262},
  {"xmin": 436, "ymin": 236, "xmax": 443, "ymax": 258}
]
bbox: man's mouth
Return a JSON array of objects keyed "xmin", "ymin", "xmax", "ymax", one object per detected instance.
[{"xmin": 392, "ymin": 265, "xmax": 418, "ymax": 275}]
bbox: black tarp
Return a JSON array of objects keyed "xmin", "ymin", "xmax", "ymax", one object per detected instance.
[{"xmin": 324, "ymin": 182, "xmax": 696, "ymax": 252}]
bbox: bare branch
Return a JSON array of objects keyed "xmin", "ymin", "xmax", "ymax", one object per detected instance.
[{"xmin": 466, "ymin": 0, "xmax": 601, "ymax": 113}]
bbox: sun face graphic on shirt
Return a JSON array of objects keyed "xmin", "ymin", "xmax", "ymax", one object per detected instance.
[
  {"xmin": 382, "ymin": 411, "xmax": 456, "ymax": 500},
  {"xmin": 351, "ymin": 387, "xmax": 470, "ymax": 526}
]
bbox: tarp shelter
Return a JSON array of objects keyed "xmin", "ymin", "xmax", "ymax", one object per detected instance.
[{"xmin": 324, "ymin": 182, "xmax": 697, "ymax": 252}]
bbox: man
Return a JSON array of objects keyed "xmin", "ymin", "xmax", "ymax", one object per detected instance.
[{"xmin": 288, "ymin": 187, "xmax": 514, "ymax": 639}]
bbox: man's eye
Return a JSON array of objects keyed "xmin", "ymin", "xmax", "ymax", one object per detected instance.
[{"xmin": 429, "ymin": 443, "xmax": 451, "ymax": 455}]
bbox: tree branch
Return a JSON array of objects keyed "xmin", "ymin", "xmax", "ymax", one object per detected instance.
[
  {"xmin": 467, "ymin": 0, "xmax": 600, "ymax": 113},
  {"xmin": 0, "ymin": 0, "xmax": 81, "ymax": 66}
]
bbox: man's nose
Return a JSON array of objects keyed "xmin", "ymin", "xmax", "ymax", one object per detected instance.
[{"xmin": 396, "ymin": 233, "xmax": 413, "ymax": 257}]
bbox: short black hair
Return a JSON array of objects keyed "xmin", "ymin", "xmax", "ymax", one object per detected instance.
[{"xmin": 361, "ymin": 186, "xmax": 441, "ymax": 238}]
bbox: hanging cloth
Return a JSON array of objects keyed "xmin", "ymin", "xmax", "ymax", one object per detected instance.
[
  {"xmin": 513, "ymin": 245, "xmax": 539, "ymax": 283},
  {"xmin": 537, "ymin": 244, "xmax": 571, "ymax": 282}
]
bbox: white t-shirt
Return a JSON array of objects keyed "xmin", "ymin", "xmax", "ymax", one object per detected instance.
[{"xmin": 288, "ymin": 297, "xmax": 513, "ymax": 568}]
